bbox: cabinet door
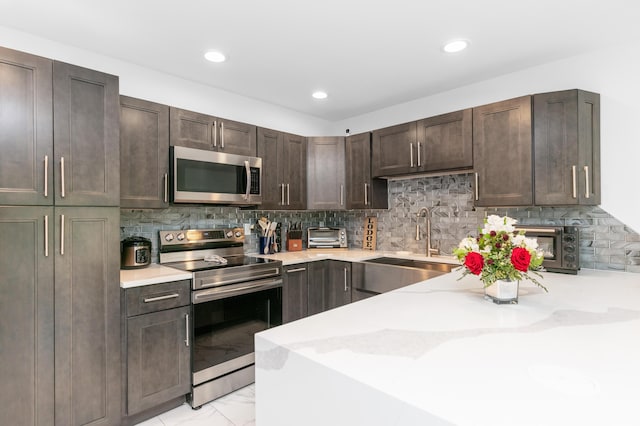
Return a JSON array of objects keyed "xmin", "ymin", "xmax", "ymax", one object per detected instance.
[
  {"xmin": 53, "ymin": 61, "xmax": 120, "ymax": 206},
  {"xmin": 126, "ymin": 306, "xmax": 190, "ymax": 415},
  {"xmin": 0, "ymin": 207, "xmax": 54, "ymax": 425},
  {"xmin": 325, "ymin": 261, "xmax": 352, "ymax": 311},
  {"xmin": 473, "ymin": 96, "xmax": 533, "ymax": 206},
  {"xmin": 257, "ymin": 127, "xmax": 284, "ymax": 209},
  {"xmin": 307, "ymin": 137, "xmax": 346, "ymax": 210},
  {"xmin": 534, "ymin": 90, "xmax": 600, "ymax": 205},
  {"xmin": 120, "ymin": 96, "xmax": 170, "ymax": 208},
  {"xmin": 307, "ymin": 261, "xmax": 327, "ymax": 316},
  {"xmin": 54, "ymin": 207, "xmax": 120, "ymax": 426},
  {"xmin": 345, "ymin": 132, "xmax": 388, "ymax": 209},
  {"xmin": 282, "ymin": 133, "xmax": 307, "ymax": 210},
  {"xmin": 169, "ymin": 107, "xmax": 215, "ymax": 150},
  {"xmin": 0, "ymin": 47, "xmax": 53, "ymax": 206},
  {"xmin": 372, "ymin": 122, "xmax": 416, "ymax": 177},
  {"xmin": 283, "ymin": 264, "xmax": 309, "ymax": 323},
  {"xmin": 218, "ymin": 118, "xmax": 257, "ymax": 156},
  {"xmin": 417, "ymin": 109, "xmax": 472, "ymax": 172}
]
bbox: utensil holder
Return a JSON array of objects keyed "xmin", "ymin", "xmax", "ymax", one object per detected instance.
[{"xmin": 259, "ymin": 236, "xmax": 273, "ymax": 254}]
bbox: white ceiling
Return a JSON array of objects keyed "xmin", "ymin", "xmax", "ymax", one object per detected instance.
[{"xmin": 1, "ymin": 0, "xmax": 639, "ymax": 121}]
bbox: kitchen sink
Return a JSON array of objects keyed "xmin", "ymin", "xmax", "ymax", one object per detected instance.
[
  {"xmin": 364, "ymin": 257, "xmax": 458, "ymax": 272},
  {"xmin": 354, "ymin": 257, "xmax": 459, "ymax": 299}
]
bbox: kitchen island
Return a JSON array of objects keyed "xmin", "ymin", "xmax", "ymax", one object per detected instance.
[{"xmin": 255, "ymin": 269, "xmax": 640, "ymax": 426}]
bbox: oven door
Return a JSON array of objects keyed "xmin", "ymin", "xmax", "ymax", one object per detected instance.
[
  {"xmin": 171, "ymin": 146, "xmax": 262, "ymax": 205},
  {"xmin": 191, "ymin": 277, "xmax": 282, "ymax": 386}
]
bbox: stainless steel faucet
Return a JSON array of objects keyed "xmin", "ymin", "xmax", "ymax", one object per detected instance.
[{"xmin": 416, "ymin": 207, "xmax": 439, "ymax": 257}]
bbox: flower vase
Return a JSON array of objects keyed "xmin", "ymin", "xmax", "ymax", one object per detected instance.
[{"xmin": 484, "ymin": 279, "xmax": 519, "ymax": 304}]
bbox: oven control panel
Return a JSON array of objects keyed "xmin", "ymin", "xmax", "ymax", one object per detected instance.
[{"xmin": 159, "ymin": 227, "xmax": 245, "ymax": 249}]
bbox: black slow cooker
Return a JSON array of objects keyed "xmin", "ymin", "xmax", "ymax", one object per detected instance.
[{"xmin": 120, "ymin": 236, "xmax": 152, "ymax": 269}]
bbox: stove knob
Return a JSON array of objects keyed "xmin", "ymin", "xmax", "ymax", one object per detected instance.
[
  {"xmin": 226, "ymin": 231, "xmax": 234, "ymax": 238},
  {"xmin": 176, "ymin": 232, "xmax": 185, "ymax": 241},
  {"xmin": 235, "ymin": 231, "xmax": 243, "ymax": 238},
  {"xmin": 164, "ymin": 233, "xmax": 174, "ymax": 242}
]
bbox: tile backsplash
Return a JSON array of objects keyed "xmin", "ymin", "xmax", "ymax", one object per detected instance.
[{"xmin": 121, "ymin": 173, "xmax": 640, "ymax": 273}]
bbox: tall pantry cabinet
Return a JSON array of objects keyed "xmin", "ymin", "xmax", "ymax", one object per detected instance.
[{"xmin": 0, "ymin": 46, "xmax": 121, "ymax": 425}]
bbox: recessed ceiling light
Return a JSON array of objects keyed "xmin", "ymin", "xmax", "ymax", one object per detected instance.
[
  {"xmin": 442, "ymin": 40, "xmax": 469, "ymax": 53},
  {"xmin": 312, "ymin": 91, "xmax": 328, "ymax": 99},
  {"xmin": 204, "ymin": 51, "xmax": 226, "ymax": 63}
]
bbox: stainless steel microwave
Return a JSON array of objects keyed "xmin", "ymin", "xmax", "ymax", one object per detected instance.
[
  {"xmin": 515, "ymin": 225, "xmax": 579, "ymax": 274},
  {"xmin": 170, "ymin": 146, "xmax": 262, "ymax": 205}
]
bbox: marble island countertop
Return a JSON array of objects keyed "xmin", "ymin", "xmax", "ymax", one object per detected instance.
[{"xmin": 255, "ymin": 269, "xmax": 640, "ymax": 426}]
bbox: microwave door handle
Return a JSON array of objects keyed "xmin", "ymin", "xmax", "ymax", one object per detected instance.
[{"xmin": 244, "ymin": 160, "xmax": 250, "ymax": 200}]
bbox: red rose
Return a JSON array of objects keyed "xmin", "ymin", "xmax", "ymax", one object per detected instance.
[
  {"xmin": 464, "ymin": 252, "xmax": 484, "ymax": 275},
  {"xmin": 511, "ymin": 247, "xmax": 531, "ymax": 272}
]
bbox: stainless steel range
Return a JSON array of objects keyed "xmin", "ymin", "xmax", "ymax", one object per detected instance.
[{"xmin": 159, "ymin": 227, "xmax": 283, "ymax": 408}]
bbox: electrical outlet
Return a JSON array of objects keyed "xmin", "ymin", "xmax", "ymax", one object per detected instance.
[{"xmin": 244, "ymin": 223, "xmax": 252, "ymax": 234}]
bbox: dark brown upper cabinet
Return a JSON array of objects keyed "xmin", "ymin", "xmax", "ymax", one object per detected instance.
[
  {"xmin": 534, "ymin": 89, "xmax": 600, "ymax": 205},
  {"xmin": 345, "ymin": 132, "xmax": 388, "ymax": 209},
  {"xmin": 169, "ymin": 107, "xmax": 256, "ymax": 156},
  {"xmin": 307, "ymin": 137, "xmax": 346, "ymax": 210},
  {"xmin": 257, "ymin": 128, "xmax": 307, "ymax": 210},
  {"xmin": 0, "ymin": 46, "xmax": 53, "ymax": 206},
  {"xmin": 53, "ymin": 61, "xmax": 120, "ymax": 207},
  {"xmin": 416, "ymin": 109, "xmax": 473, "ymax": 172},
  {"xmin": 473, "ymin": 96, "xmax": 533, "ymax": 207},
  {"xmin": 372, "ymin": 122, "xmax": 417, "ymax": 177},
  {"xmin": 120, "ymin": 96, "xmax": 170, "ymax": 209},
  {"xmin": 372, "ymin": 110, "xmax": 473, "ymax": 178}
]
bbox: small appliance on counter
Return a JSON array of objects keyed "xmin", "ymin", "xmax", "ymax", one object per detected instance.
[
  {"xmin": 307, "ymin": 227, "xmax": 348, "ymax": 249},
  {"xmin": 120, "ymin": 236, "xmax": 152, "ymax": 269}
]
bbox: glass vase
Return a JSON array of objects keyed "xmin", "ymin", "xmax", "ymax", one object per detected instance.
[{"xmin": 484, "ymin": 279, "xmax": 519, "ymax": 304}]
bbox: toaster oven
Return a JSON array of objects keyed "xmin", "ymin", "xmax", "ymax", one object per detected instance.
[{"xmin": 307, "ymin": 227, "xmax": 348, "ymax": 249}]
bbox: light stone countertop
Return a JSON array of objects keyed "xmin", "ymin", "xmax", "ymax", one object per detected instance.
[
  {"xmin": 120, "ymin": 264, "xmax": 192, "ymax": 288},
  {"xmin": 255, "ymin": 268, "xmax": 640, "ymax": 426}
]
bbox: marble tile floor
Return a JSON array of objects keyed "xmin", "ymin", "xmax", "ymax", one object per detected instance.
[{"xmin": 135, "ymin": 384, "xmax": 255, "ymax": 426}]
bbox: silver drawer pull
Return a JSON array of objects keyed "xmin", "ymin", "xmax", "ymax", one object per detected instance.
[
  {"xmin": 143, "ymin": 293, "xmax": 180, "ymax": 303},
  {"xmin": 185, "ymin": 313, "xmax": 190, "ymax": 347},
  {"xmin": 44, "ymin": 155, "xmax": 48, "ymax": 198},
  {"xmin": 286, "ymin": 267, "xmax": 307, "ymax": 273},
  {"xmin": 60, "ymin": 157, "xmax": 65, "ymax": 198}
]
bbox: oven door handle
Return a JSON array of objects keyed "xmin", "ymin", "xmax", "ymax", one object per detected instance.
[
  {"xmin": 193, "ymin": 277, "xmax": 282, "ymax": 303},
  {"xmin": 517, "ymin": 228, "xmax": 559, "ymax": 234}
]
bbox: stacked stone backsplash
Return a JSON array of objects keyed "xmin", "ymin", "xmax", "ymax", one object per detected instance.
[{"xmin": 121, "ymin": 174, "xmax": 640, "ymax": 273}]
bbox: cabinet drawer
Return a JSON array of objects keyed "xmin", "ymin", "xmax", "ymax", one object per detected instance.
[{"xmin": 125, "ymin": 280, "xmax": 191, "ymax": 317}]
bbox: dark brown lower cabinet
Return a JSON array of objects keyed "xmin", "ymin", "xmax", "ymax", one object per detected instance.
[
  {"xmin": 0, "ymin": 206, "xmax": 121, "ymax": 426},
  {"xmin": 307, "ymin": 261, "xmax": 352, "ymax": 315},
  {"xmin": 283, "ymin": 264, "xmax": 309, "ymax": 323},
  {"xmin": 122, "ymin": 280, "xmax": 191, "ymax": 424},
  {"xmin": 0, "ymin": 207, "xmax": 54, "ymax": 426}
]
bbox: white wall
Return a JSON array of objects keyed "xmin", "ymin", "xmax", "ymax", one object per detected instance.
[
  {"xmin": 332, "ymin": 44, "xmax": 640, "ymax": 233},
  {"xmin": 0, "ymin": 25, "xmax": 333, "ymax": 136}
]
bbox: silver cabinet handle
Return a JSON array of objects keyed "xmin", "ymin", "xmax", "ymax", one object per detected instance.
[
  {"xmin": 60, "ymin": 157, "xmax": 65, "ymax": 198},
  {"xmin": 281, "ymin": 183, "xmax": 285, "ymax": 206},
  {"xmin": 340, "ymin": 184, "xmax": 344, "ymax": 206},
  {"xmin": 164, "ymin": 173, "xmax": 169, "ymax": 203},
  {"xmin": 364, "ymin": 183, "xmax": 369, "ymax": 205},
  {"xmin": 286, "ymin": 267, "xmax": 307, "ymax": 273},
  {"xmin": 143, "ymin": 293, "xmax": 180, "ymax": 303},
  {"xmin": 44, "ymin": 215, "xmax": 49, "ymax": 257},
  {"xmin": 571, "ymin": 165, "xmax": 577, "ymax": 199},
  {"xmin": 474, "ymin": 173, "xmax": 479, "ymax": 201},
  {"xmin": 344, "ymin": 267, "xmax": 349, "ymax": 292},
  {"xmin": 185, "ymin": 313, "xmax": 190, "ymax": 347},
  {"xmin": 243, "ymin": 160, "xmax": 251, "ymax": 200},
  {"xmin": 417, "ymin": 142, "xmax": 422, "ymax": 167},
  {"xmin": 213, "ymin": 120, "xmax": 218, "ymax": 147},
  {"xmin": 584, "ymin": 166, "xmax": 590, "ymax": 199},
  {"xmin": 409, "ymin": 143, "xmax": 415, "ymax": 167},
  {"xmin": 220, "ymin": 122, "xmax": 225, "ymax": 149},
  {"xmin": 287, "ymin": 183, "xmax": 290, "ymax": 206},
  {"xmin": 44, "ymin": 155, "xmax": 48, "ymax": 198},
  {"xmin": 60, "ymin": 214, "xmax": 65, "ymax": 255}
]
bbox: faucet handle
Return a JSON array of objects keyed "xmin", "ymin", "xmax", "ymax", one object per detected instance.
[{"xmin": 428, "ymin": 247, "xmax": 440, "ymax": 256}]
